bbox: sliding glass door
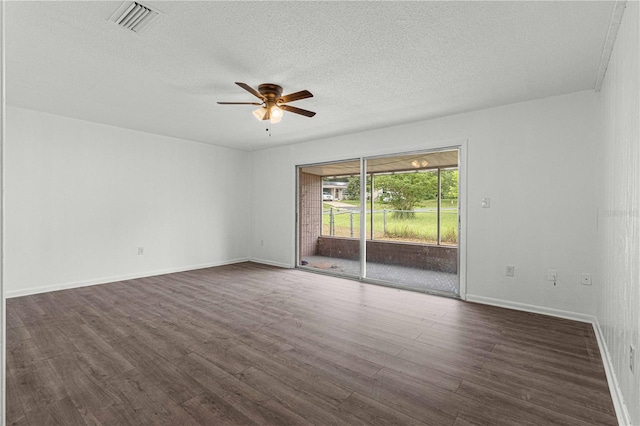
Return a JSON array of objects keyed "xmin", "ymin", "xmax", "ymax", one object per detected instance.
[
  {"xmin": 297, "ymin": 148, "xmax": 460, "ymax": 296},
  {"xmin": 297, "ymin": 159, "xmax": 361, "ymax": 279},
  {"xmin": 363, "ymin": 152, "xmax": 459, "ymax": 295}
]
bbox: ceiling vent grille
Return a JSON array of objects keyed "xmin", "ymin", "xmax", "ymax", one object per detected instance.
[{"xmin": 110, "ymin": 1, "xmax": 159, "ymax": 33}]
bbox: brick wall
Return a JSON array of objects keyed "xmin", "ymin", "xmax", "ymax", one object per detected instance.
[
  {"xmin": 298, "ymin": 172, "xmax": 323, "ymax": 258},
  {"xmin": 316, "ymin": 236, "xmax": 457, "ymax": 273}
]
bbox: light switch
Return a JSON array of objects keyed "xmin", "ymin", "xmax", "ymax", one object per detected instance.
[{"xmin": 481, "ymin": 197, "xmax": 490, "ymax": 208}]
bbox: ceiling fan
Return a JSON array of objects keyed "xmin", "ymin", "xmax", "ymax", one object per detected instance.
[{"xmin": 218, "ymin": 82, "xmax": 316, "ymax": 124}]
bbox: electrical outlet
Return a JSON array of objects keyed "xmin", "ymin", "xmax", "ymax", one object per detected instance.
[
  {"xmin": 631, "ymin": 345, "xmax": 635, "ymax": 373},
  {"xmin": 138, "ymin": 247, "xmax": 144, "ymax": 255},
  {"xmin": 581, "ymin": 273, "xmax": 592, "ymax": 285},
  {"xmin": 505, "ymin": 265, "xmax": 515, "ymax": 277}
]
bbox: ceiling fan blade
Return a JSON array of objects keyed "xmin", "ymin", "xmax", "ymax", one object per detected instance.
[
  {"xmin": 217, "ymin": 102, "xmax": 263, "ymax": 105},
  {"xmin": 235, "ymin": 82, "xmax": 265, "ymax": 100},
  {"xmin": 278, "ymin": 90, "xmax": 313, "ymax": 104},
  {"xmin": 280, "ymin": 104, "xmax": 316, "ymax": 118}
]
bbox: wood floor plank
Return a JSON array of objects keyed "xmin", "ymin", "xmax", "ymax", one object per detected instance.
[
  {"xmin": 12, "ymin": 360, "xmax": 69, "ymax": 414},
  {"xmin": 6, "ymin": 323, "xmax": 31, "ymax": 342},
  {"xmin": 265, "ymin": 324, "xmax": 464, "ymax": 392},
  {"xmin": 397, "ymin": 345, "xmax": 487, "ymax": 371},
  {"xmin": 70, "ymin": 303, "xmax": 135, "ymax": 343},
  {"xmin": 180, "ymin": 391, "xmax": 259, "ymax": 426},
  {"xmin": 6, "ymin": 370, "xmax": 26, "ymax": 424},
  {"xmin": 482, "ymin": 355, "xmax": 609, "ymax": 394},
  {"xmin": 339, "ymin": 391, "xmax": 429, "ymax": 426},
  {"xmin": 7, "ymin": 337, "xmax": 45, "ymax": 371},
  {"xmin": 264, "ymin": 316, "xmax": 406, "ymax": 358},
  {"xmin": 270, "ymin": 331, "xmax": 385, "ymax": 378},
  {"xmin": 234, "ymin": 342, "xmax": 354, "ymax": 405},
  {"xmin": 176, "ymin": 352, "xmax": 312, "ymax": 425},
  {"xmin": 46, "ymin": 356, "xmax": 136, "ymax": 426},
  {"xmin": 487, "ymin": 342, "xmax": 608, "ymax": 380},
  {"xmin": 480, "ymin": 359, "xmax": 616, "ymax": 415},
  {"xmin": 9, "ymin": 296, "xmax": 47, "ymax": 324},
  {"xmin": 452, "ymin": 409, "xmax": 537, "ymax": 426},
  {"xmin": 107, "ymin": 336, "xmax": 206, "ymax": 405},
  {"xmin": 455, "ymin": 367, "xmax": 617, "ymax": 425},
  {"xmin": 455, "ymin": 380, "xmax": 599, "ymax": 426},
  {"xmin": 14, "ymin": 396, "xmax": 93, "ymax": 426},
  {"xmin": 6, "ymin": 262, "xmax": 617, "ymax": 426},
  {"xmin": 366, "ymin": 367, "xmax": 458, "ymax": 425},
  {"xmin": 105, "ymin": 368, "xmax": 200, "ymax": 426},
  {"xmin": 60, "ymin": 324, "xmax": 135, "ymax": 381},
  {"xmin": 19, "ymin": 324, "xmax": 75, "ymax": 361},
  {"xmin": 238, "ymin": 366, "xmax": 371, "ymax": 425},
  {"xmin": 190, "ymin": 337, "xmax": 257, "ymax": 376}
]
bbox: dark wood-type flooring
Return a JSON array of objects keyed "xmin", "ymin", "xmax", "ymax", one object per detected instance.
[{"xmin": 7, "ymin": 262, "xmax": 617, "ymax": 425}]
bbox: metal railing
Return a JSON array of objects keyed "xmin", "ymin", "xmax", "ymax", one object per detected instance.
[{"xmin": 322, "ymin": 207, "xmax": 458, "ymax": 245}]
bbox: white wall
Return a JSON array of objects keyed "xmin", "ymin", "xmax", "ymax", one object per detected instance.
[
  {"xmin": 250, "ymin": 90, "xmax": 599, "ymax": 318},
  {"xmin": 5, "ymin": 106, "xmax": 251, "ymax": 297},
  {"xmin": 1, "ymin": 2, "xmax": 6, "ymax": 421},
  {"xmin": 596, "ymin": 2, "xmax": 640, "ymax": 424}
]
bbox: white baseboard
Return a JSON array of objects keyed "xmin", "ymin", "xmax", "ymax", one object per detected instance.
[
  {"xmin": 465, "ymin": 294, "xmax": 595, "ymax": 323},
  {"xmin": 467, "ymin": 294, "xmax": 631, "ymax": 426},
  {"xmin": 5, "ymin": 258, "xmax": 250, "ymax": 298},
  {"xmin": 593, "ymin": 318, "xmax": 632, "ymax": 426},
  {"xmin": 249, "ymin": 258, "xmax": 292, "ymax": 269}
]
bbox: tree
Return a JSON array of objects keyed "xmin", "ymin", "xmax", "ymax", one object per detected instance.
[
  {"xmin": 345, "ymin": 176, "xmax": 360, "ymax": 200},
  {"xmin": 344, "ymin": 176, "xmax": 371, "ymax": 200},
  {"xmin": 440, "ymin": 169, "xmax": 458, "ymax": 199},
  {"xmin": 375, "ymin": 172, "xmax": 437, "ymax": 218}
]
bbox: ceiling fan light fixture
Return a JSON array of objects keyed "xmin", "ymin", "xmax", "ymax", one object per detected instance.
[
  {"xmin": 269, "ymin": 105, "xmax": 283, "ymax": 123},
  {"xmin": 252, "ymin": 107, "xmax": 267, "ymax": 121}
]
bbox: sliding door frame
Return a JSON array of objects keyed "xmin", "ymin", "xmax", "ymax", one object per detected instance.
[
  {"xmin": 295, "ymin": 140, "xmax": 468, "ymax": 300},
  {"xmin": 359, "ymin": 158, "xmax": 367, "ymax": 278}
]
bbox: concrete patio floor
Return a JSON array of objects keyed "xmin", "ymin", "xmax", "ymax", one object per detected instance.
[{"xmin": 300, "ymin": 255, "xmax": 459, "ymax": 296}]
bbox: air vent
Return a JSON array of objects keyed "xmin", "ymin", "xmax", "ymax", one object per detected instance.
[{"xmin": 109, "ymin": 1, "xmax": 159, "ymax": 33}]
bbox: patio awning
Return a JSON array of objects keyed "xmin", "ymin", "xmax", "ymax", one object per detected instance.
[{"xmin": 300, "ymin": 150, "xmax": 458, "ymax": 177}]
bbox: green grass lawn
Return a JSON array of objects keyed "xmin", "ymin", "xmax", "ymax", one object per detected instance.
[
  {"xmin": 336, "ymin": 199, "xmax": 458, "ymax": 209},
  {"xmin": 322, "ymin": 199, "xmax": 458, "ymax": 244}
]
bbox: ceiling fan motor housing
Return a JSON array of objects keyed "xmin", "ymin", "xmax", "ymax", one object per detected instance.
[{"xmin": 258, "ymin": 84, "xmax": 283, "ymax": 103}]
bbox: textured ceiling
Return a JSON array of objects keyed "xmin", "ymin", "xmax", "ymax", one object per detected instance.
[{"xmin": 6, "ymin": 1, "xmax": 614, "ymax": 151}]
